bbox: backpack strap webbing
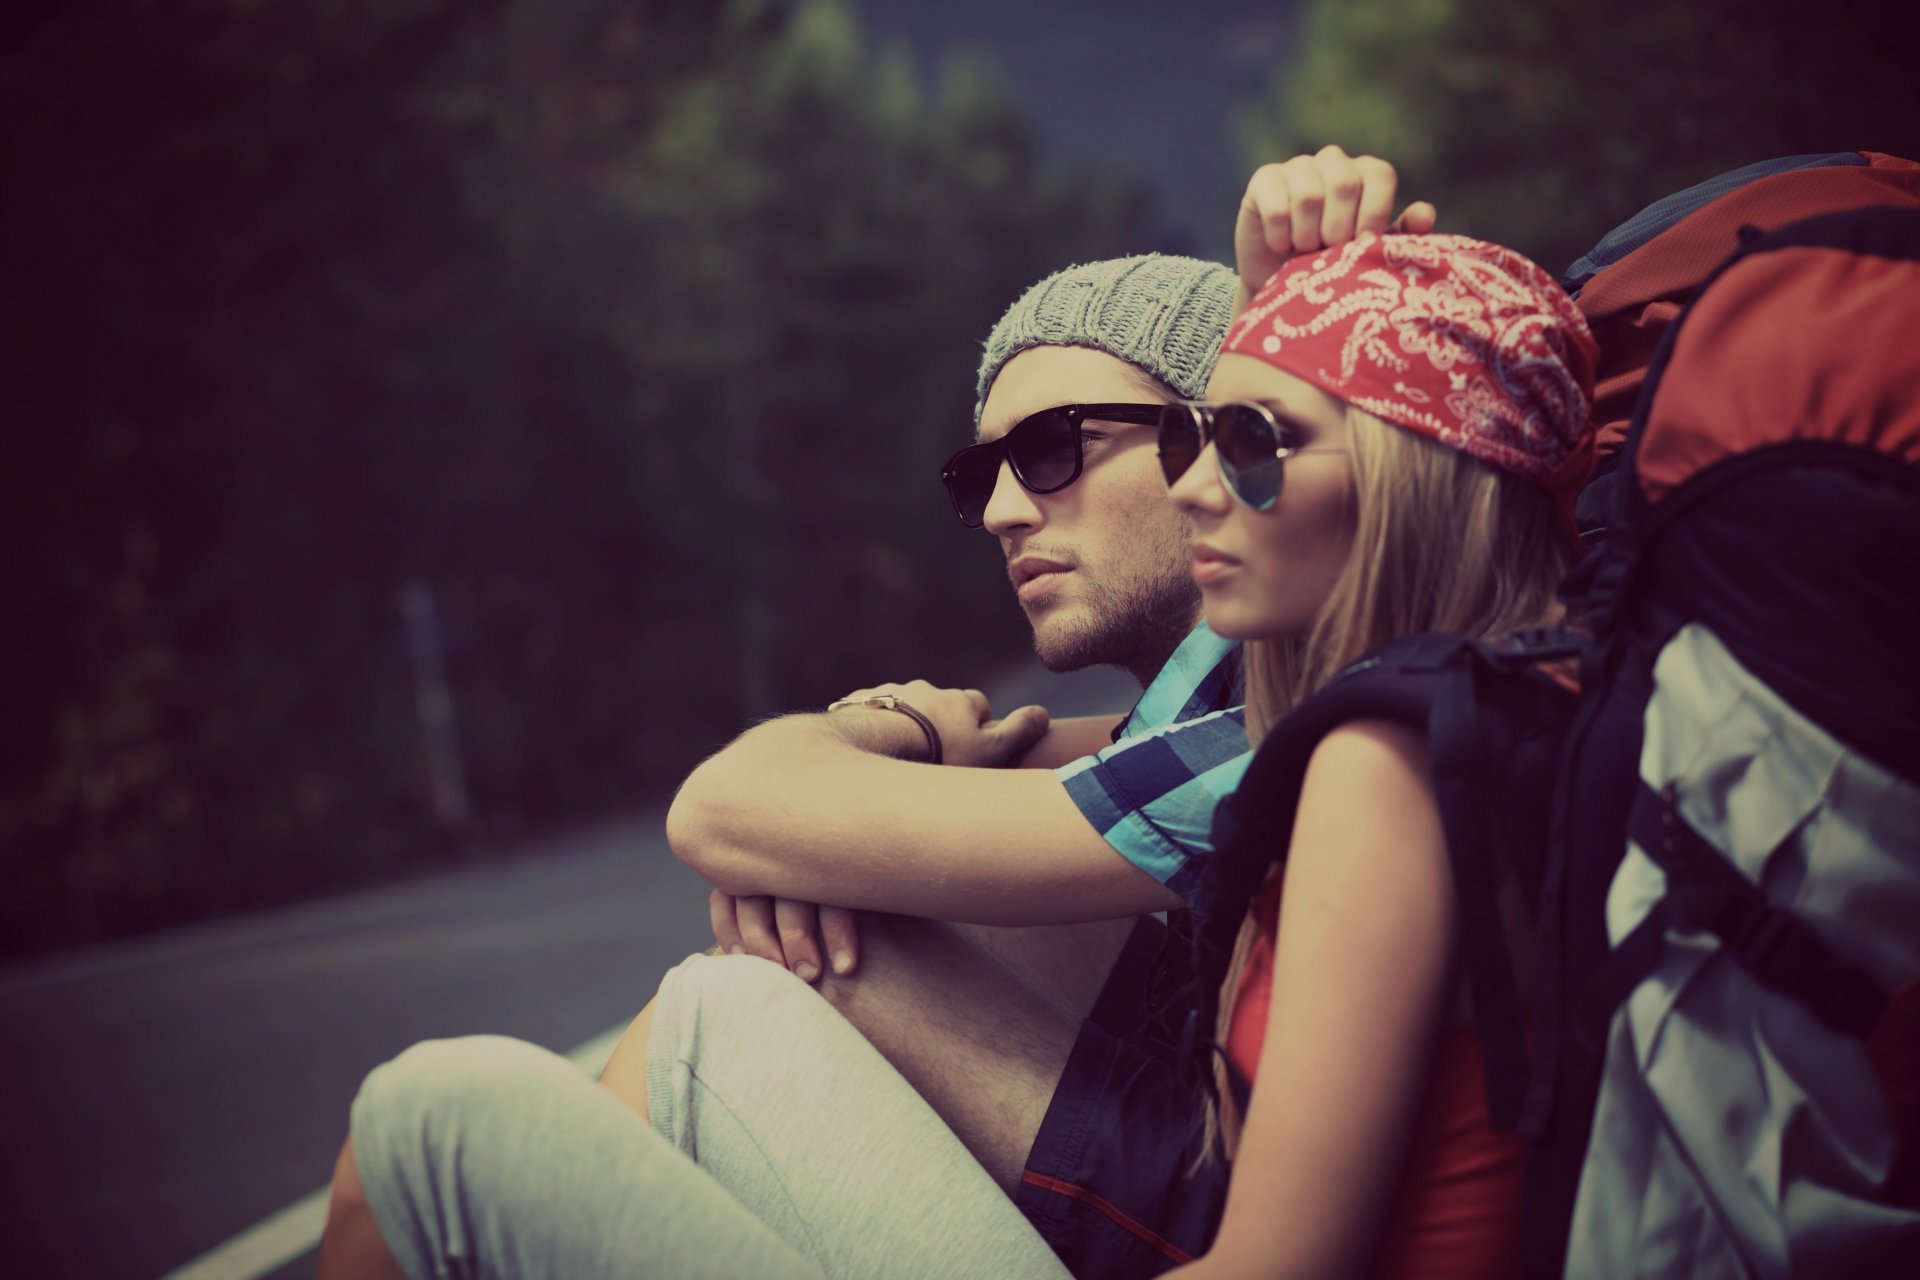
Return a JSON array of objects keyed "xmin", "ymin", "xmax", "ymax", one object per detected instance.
[
  {"xmin": 1430, "ymin": 641, "xmax": 1549, "ymax": 1130},
  {"xmin": 1582, "ymin": 782, "xmax": 1891, "ymax": 1044}
]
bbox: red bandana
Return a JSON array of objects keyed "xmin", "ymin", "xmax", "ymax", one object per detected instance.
[{"xmin": 1222, "ymin": 234, "xmax": 1598, "ymax": 494}]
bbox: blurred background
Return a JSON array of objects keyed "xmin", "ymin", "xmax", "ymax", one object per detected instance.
[
  {"xmin": 1, "ymin": 0, "xmax": 1918, "ymax": 1272},
  {"xmin": 5, "ymin": 0, "xmax": 1918, "ymax": 962}
]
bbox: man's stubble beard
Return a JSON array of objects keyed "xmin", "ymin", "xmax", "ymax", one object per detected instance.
[{"xmin": 1030, "ymin": 558, "xmax": 1201, "ymax": 683}]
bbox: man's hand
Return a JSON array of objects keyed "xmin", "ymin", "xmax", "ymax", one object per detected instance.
[
  {"xmin": 829, "ymin": 680, "xmax": 1050, "ymax": 769},
  {"xmin": 704, "ymin": 682, "xmax": 1048, "ymax": 983},
  {"xmin": 710, "ymin": 889, "xmax": 860, "ymax": 983},
  {"xmin": 1232, "ymin": 145, "xmax": 1439, "ymax": 316}
]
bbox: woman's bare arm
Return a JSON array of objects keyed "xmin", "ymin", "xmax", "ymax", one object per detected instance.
[{"xmin": 1172, "ymin": 719, "xmax": 1459, "ymax": 1280}]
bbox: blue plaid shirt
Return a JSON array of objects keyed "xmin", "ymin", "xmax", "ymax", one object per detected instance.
[{"xmin": 1056, "ymin": 622, "xmax": 1250, "ymax": 902}]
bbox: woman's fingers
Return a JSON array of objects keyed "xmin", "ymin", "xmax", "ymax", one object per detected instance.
[
  {"xmin": 1236, "ymin": 163, "xmax": 1296, "ymax": 303},
  {"xmin": 1391, "ymin": 200, "xmax": 1439, "ymax": 234},
  {"xmin": 1278, "ymin": 153, "xmax": 1328, "ymax": 254},
  {"xmin": 1353, "ymin": 155, "xmax": 1400, "ymax": 237},
  {"xmin": 1315, "ymin": 145, "xmax": 1366, "ymax": 247},
  {"xmin": 1236, "ymin": 149, "xmax": 1433, "ymax": 312}
]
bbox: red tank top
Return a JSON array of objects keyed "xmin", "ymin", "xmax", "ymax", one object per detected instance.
[{"xmin": 1224, "ymin": 880, "xmax": 1526, "ymax": 1279}]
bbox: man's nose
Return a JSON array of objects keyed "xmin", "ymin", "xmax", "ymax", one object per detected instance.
[{"xmin": 981, "ymin": 460, "xmax": 1043, "ymax": 536}]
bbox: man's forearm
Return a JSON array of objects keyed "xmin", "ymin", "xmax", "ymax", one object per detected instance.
[
  {"xmin": 1011, "ymin": 714, "xmax": 1125, "ymax": 769},
  {"xmin": 664, "ymin": 714, "xmax": 1181, "ymax": 924},
  {"xmin": 665, "ymin": 712, "xmax": 917, "ymax": 884},
  {"xmin": 809, "ymin": 704, "xmax": 938, "ymax": 762}
]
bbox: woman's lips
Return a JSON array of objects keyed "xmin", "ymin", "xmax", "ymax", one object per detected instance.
[{"xmin": 1190, "ymin": 545, "xmax": 1239, "ymax": 585}]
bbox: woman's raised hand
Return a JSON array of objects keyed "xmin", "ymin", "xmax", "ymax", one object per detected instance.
[{"xmin": 1233, "ymin": 145, "xmax": 1438, "ymax": 316}]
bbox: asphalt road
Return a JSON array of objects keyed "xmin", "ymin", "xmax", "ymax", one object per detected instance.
[
  {"xmin": 0, "ymin": 661, "xmax": 1137, "ymax": 1279},
  {"xmin": 1, "ymin": 819, "xmax": 715, "ymax": 1279}
]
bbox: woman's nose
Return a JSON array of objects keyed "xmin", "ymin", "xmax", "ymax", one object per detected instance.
[{"xmin": 1167, "ymin": 442, "xmax": 1230, "ymax": 517}]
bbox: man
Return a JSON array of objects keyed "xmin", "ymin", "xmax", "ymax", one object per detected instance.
[
  {"xmin": 611, "ymin": 254, "xmax": 1253, "ymax": 1237},
  {"xmin": 598, "ymin": 258, "xmax": 1283, "ymax": 1275},
  {"xmin": 321, "ymin": 149, "xmax": 1430, "ymax": 1279},
  {"xmin": 319, "ymin": 251, "xmax": 1250, "ymax": 1279}
]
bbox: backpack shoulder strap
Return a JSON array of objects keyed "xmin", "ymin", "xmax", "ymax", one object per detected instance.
[
  {"xmin": 1194, "ymin": 632, "xmax": 1468, "ymax": 934},
  {"xmin": 1180, "ymin": 633, "xmax": 1462, "ymax": 1112},
  {"xmin": 1186, "ymin": 629, "xmax": 1585, "ymax": 1129}
]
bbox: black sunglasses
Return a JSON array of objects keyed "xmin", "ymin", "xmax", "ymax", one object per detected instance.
[
  {"xmin": 1157, "ymin": 400, "xmax": 1341, "ymax": 511},
  {"xmin": 941, "ymin": 403, "xmax": 1164, "ymax": 528}
]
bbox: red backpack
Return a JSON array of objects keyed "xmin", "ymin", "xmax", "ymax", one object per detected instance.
[{"xmin": 1570, "ymin": 149, "xmax": 1920, "ymax": 545}]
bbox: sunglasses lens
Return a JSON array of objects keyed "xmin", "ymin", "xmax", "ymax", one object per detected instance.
[
  {"xmin": 1156, "ymin": 405, "xmax": 1202, "ymax": 485},
  {"xmin": 942, "ymin": 409, "xmax": 1082, "ymax": 527},
  {"xmin": 1215, "ymin": 404, "xmax": 1285, "ymax": 510},
  {"xmin": 942, "ymin": 445, "xmax": 999, "ymax": 527},
  {"xmin": 1007, "ymin": 409, "xmax": 1080, "ymax": 493}
]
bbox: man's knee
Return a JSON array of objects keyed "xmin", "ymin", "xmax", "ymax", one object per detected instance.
[
  {"xmin": 362, "ymin": 1034, "xmax": 553, "ymax": 1104},
  {"xmin": 353, "ymin": 1036, "xmax": 572, "ymax": 1164},
  {"xmin": 652, "ymin": 952, "xmax": 832, "ymax": 1069},
  {"xmin": 660, "ymin": 951, "xmax": 819, "ymax": 1021}
]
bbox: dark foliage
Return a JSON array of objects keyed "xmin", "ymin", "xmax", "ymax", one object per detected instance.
[{"xmin": 0, "ymin": 0, "xmax": 1175, "ymax": 958}]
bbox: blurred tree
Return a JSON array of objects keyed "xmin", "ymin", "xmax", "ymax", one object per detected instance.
[
  {"xmin": 1239, "ymin": 0, "xmax": 1920, "ymax": 273},
  {"xmin": 0, "ymin": 0, "xmax": 1172, "ymax": 958}
]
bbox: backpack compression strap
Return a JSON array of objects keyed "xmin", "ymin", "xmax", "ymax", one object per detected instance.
[{"xmin": 1580, "ymin": 782, "xmax": 1892, "ymax": 1044}]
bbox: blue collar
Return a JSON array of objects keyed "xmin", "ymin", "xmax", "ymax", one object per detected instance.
[{"xmin": 1115, "ymin": 621, "xmax": 1242, "ymax": 741}]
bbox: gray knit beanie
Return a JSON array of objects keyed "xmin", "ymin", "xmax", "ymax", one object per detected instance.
[{"xmin": 975, "ymin": 254, "xmax": 1238, "ymax": 425}]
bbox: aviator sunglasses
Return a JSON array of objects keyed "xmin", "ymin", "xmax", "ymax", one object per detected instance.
[
  {"xmin": 940, "ymin": 403, "xmax": 1164, "ymax": 528},
  {"xmin": 1157, "ymin": 400, "xmax": 1344, "ymax": 511}
]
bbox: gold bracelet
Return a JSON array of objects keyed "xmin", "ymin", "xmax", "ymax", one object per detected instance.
[{"xmin": 825, "ymin": 694, "xmax": 943, "ymax": 765}]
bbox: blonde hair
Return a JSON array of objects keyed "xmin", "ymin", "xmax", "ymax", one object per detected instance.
[{"xmin": 1205, "ymin": 407, "xmax": 1575, "ymax": 1160}]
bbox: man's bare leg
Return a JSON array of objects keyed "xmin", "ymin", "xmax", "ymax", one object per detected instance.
[
  {"xmin": 817, "ymin": 915, "xmax": 1135, "ymax": 1191},
  {"xmin": 955, "ymin": 917, "xmax": 1140, "ymax": 1023},
  {"xmin": 598, "ymin": 916, "xmax": 1136, "ymax": 1192}
]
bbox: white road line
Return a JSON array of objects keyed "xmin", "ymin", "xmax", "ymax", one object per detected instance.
[
  {"xmin": 160, "ymin": 1024, "xmax": 631, "ymax": 1280},
  {"xmin": 160, "ymin": 1191, "xmax": 332, "ymax": 1280}
]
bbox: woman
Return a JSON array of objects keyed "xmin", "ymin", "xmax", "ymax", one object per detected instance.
[{"xmin": 1156, "ymin": 232, "xmax": 1595, "ymax": 1278}]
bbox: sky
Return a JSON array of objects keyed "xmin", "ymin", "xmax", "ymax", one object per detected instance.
[{"xmin": 849, "ymin": 0, "xmax": 1303, "ymax": 260}]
